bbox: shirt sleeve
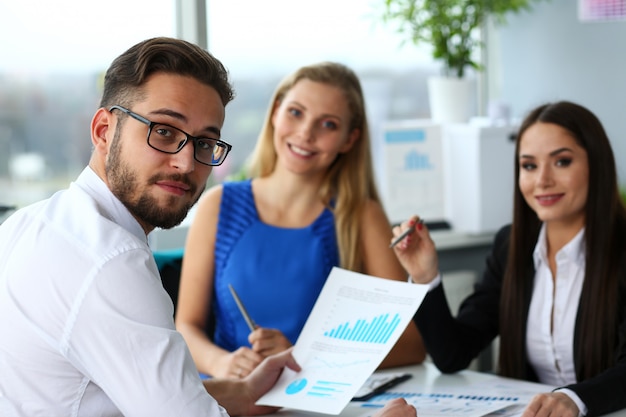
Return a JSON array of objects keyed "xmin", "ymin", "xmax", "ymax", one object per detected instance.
[
  {"xmin": 63, "ymin": 247, "xmax": 228, "ymax": 417},
  {"xmin": 554, "ymin": 388, "xmax": 587, "ymax": 417},
  {"xmin": 408, "ymin": 273, "xmax": 442, "ymax": 290}
]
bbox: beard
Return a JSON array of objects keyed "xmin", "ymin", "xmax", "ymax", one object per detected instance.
[{"xmin": 105, "ymin": 126, "xmax": 204, "ymax": 230}]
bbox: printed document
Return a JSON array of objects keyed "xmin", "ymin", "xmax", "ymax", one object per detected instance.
[
  {"xmin": 256, "ymin": 267, "xmax": 428, "ymax": 414},
  {"xmin": 356, "ymin": 376, "xmax": 555, "ymax": 417}
]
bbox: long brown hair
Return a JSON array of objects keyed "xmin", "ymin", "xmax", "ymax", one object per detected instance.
[
  {"xmin": 499, "ymin": 101, "xmax": 626, "ymax": 380},
  {"xmin": 246, "ymin": 62, "xmax": 380, "ymax": 271}
]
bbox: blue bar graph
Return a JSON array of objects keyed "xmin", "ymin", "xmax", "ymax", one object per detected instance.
[
  {"xmin": 404, "ymin": 150, "xmax": 433, "ymax": 170},
  {"xmin": 324, "ymin": 313, "xmax": 401, "ymax": 344}
]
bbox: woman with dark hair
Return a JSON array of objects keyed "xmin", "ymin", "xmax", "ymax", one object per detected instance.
[{"xmin": 392, "ymin": 101, "xmax": 626, "ymax": 416}]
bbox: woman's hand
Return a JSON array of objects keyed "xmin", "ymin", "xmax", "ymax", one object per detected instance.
[
  {"xmin": 391, "ymin": 216, "xmax": 439, "ymax": 284},
  {"xmin": 249, "ymin": 327, "xmax": 293, "ymax": 357},
  {"xmin": 373, "ymin": 398, "xmax": 417, "ymax": 417},
  {"xmin": 212, "ymin": 346, "xmax": 264, "ymax": 379},
  {"xmin": 521, "ymin": 392, "xmax": 580, "ymax": 417}
]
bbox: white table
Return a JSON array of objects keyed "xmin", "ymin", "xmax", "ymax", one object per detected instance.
[{"xmin": 265, "ymin": 362, "xmax": 626, "ymax": 417}]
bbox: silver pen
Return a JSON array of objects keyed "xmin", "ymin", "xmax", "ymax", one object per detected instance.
[
  {"xmin": 389, "ymin": 219, "xmax": 424, "ymax": 248},
  {"xmin": 228, "ymin": 284, "xmax": 258, "ymax": 332}
]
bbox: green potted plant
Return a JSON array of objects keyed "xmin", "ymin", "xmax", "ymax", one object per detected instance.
[{"xmin": 378, "ymin": 0, "xmax": 544, "ymax": 122}]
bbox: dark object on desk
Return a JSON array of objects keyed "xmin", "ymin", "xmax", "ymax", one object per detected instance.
[
  {"xmin": 352, "ymin": 373, "xmax": 412, "ymax": 401},
  {"xmin": 424, "ymin": 220, "xmax": 451, "ymax": 231},
  {"xmin": 391, "ymin": 220, "xmax": 451, "ymax": 232}
]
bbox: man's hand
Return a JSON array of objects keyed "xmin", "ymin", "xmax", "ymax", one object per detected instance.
[
  {"xmin": 521, "ymin": 392, "xmax": 580, "ymax": 417},
  {"xmin": 238, "ymin": 348, "xmax": 301, "ymax": 416}
]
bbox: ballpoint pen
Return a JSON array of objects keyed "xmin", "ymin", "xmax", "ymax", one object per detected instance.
[
  {"xmin": 353, "ymin": 373, "xmax": 412, "ymax": 401},
  {"xmin": 389, "ymin": 219, "xmax": 424, "ymax": 248},
  {"xmin": 228, "ymin": 284, "xmax": 258, "ymax": 332}
]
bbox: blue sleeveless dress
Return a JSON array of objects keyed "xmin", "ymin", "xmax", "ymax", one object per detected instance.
[{"xmin": 211, "ymin": 179, "xmax": 339, "ymax": 351}]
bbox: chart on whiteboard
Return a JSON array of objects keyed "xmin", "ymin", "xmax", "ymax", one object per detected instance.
[{"xmin": 256, "ymin": 267, "xmax": 428, "ymax": 415}]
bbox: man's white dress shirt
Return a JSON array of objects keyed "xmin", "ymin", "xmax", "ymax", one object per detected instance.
[{"xmin": 0, "ymin": 167, "xmax": 228, "ymax": 417}]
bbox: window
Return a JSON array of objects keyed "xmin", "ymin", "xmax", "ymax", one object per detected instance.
[
  {"xmin": 206, "ymin": 0, "xmax": 438, "ymax": 186},
  {"xmin": 0, "ymin": 0, "xmax": 437, "ymax": 215},
  {"xmin": 0, "ymin": 0, "xmax": 176, "ymax": 210}
]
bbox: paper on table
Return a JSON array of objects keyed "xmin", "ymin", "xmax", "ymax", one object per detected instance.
[
  {"xmin": 357, "ymin": 375, "xmax": 554, "ymax": 417},
  {"xmin": 358, "ymin": 391, "xmax": 517, "ymax": 417},
  {"xmin": 256, "ymin": 267, "xmax": 428, "ymax": 415}
]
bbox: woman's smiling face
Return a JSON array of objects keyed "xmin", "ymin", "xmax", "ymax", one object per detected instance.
[
  {"xmin": 518, "ymin": 121, "xmax": 589, "ymax": 230},
  {"xmin": 271, "ymin": 79, "xmax": 358, "ymax": 177}
]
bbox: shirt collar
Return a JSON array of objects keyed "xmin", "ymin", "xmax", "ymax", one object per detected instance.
[
  {"xmin": 74, "ymin": 166, "xmax": 148, "ymax": 244},
  {"xmin": 533, "ymin": 223, "xmax": 586, "ymax": 270}
]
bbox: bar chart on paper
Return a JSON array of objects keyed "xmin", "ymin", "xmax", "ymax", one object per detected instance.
[
  {"xmin": 323, "ymin": 313, "xmax": 401, "ymax": 344},
  {"xmin": 256, "ymin": 268, "xmax": 429, "ymax": 415}
]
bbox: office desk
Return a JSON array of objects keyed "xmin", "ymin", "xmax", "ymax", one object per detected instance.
[{"xmin": 266, "ymin": 362, "xmax": 626, "ymax": 417}]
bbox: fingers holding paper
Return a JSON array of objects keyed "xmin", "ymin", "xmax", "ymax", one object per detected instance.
[
  {"xmin": 239, "ymin": 348, "xmax": 302, "ymax": 416},
  {"xmin": 206, "ymin": 349, "xmax": 300, "ymax": 416},
  {"xmin": 391, "ymin": 216, "xmax": 439, "ymax": 284}
]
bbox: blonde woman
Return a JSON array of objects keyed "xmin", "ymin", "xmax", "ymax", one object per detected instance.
[{"xmin": 176, "ymin": 62, "xmax": 426, "ymax": 379}]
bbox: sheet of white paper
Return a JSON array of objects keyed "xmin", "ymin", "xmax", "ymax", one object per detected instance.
[
  {"xmin": 357, "ymin": 375, "xmax": 554, "ymax": 417},
  {"xmin": 256, "ymin": 267, "xmax": 428, "ymax": 415},
  {"xmin": 358, "ymin": 392, "xmax": 515, "ymax": 417}
]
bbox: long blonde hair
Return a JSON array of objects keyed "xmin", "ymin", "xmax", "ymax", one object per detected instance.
[{"xmin": 247, "ymin": 62, "xmax": 382, "ymax": 271}]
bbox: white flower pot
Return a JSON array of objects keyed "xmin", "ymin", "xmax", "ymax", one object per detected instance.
[{"xmin": 427, "ymin": 76, "xmax": 475, "ymax": 124}]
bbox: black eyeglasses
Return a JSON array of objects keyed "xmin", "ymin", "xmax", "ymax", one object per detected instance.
[{"xmin": 109, "ymin": 105, "xmax": 232, "ymax": 166}]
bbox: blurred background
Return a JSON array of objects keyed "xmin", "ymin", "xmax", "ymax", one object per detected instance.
[
  {"xmin": 1, "ymin": 0, "xmax": 625, "ymax": 217},
  {"xmin": 0, "ymin": 0, "xmax": 438, "ymax": 212}
]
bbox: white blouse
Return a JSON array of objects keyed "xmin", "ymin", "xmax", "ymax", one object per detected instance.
[{"xmin": 526, "ymin": 224, "xmax": 586, "ymax": 386}]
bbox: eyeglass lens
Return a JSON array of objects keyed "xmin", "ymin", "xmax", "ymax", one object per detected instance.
[{"xmin": 149, "ymin": 124, "xmax": 228, "ymax": 166}]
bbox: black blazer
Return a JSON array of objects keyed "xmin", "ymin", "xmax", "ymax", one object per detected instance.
[{"xmin": 414, "ymin": 225, "xmax": 626, "ymax": 416}]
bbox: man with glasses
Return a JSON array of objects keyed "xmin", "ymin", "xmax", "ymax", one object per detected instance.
[
  {"xmin": 0, "ymin": 36, "xmax": 415, "ymax": 417},
  {"xmin": 0, "ymin": 37, "xmax": 296, "ymax": 417},
  {"xmin": 0, "ymin": 36, "xmax": 255, "ymax": 417}
]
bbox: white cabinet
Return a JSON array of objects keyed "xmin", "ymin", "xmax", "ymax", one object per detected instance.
[
  {"xmin": 380, "ymin": 120, "xmax": 518, "ymax": 233},
  {"xmin": 442, "ymin": 124, "xmax": 518, "ymax": 234}
]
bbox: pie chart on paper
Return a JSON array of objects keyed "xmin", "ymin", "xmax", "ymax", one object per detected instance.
[{"xmin": 285, "ymin": 378, "xmax": 307, "ymax": 395}]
